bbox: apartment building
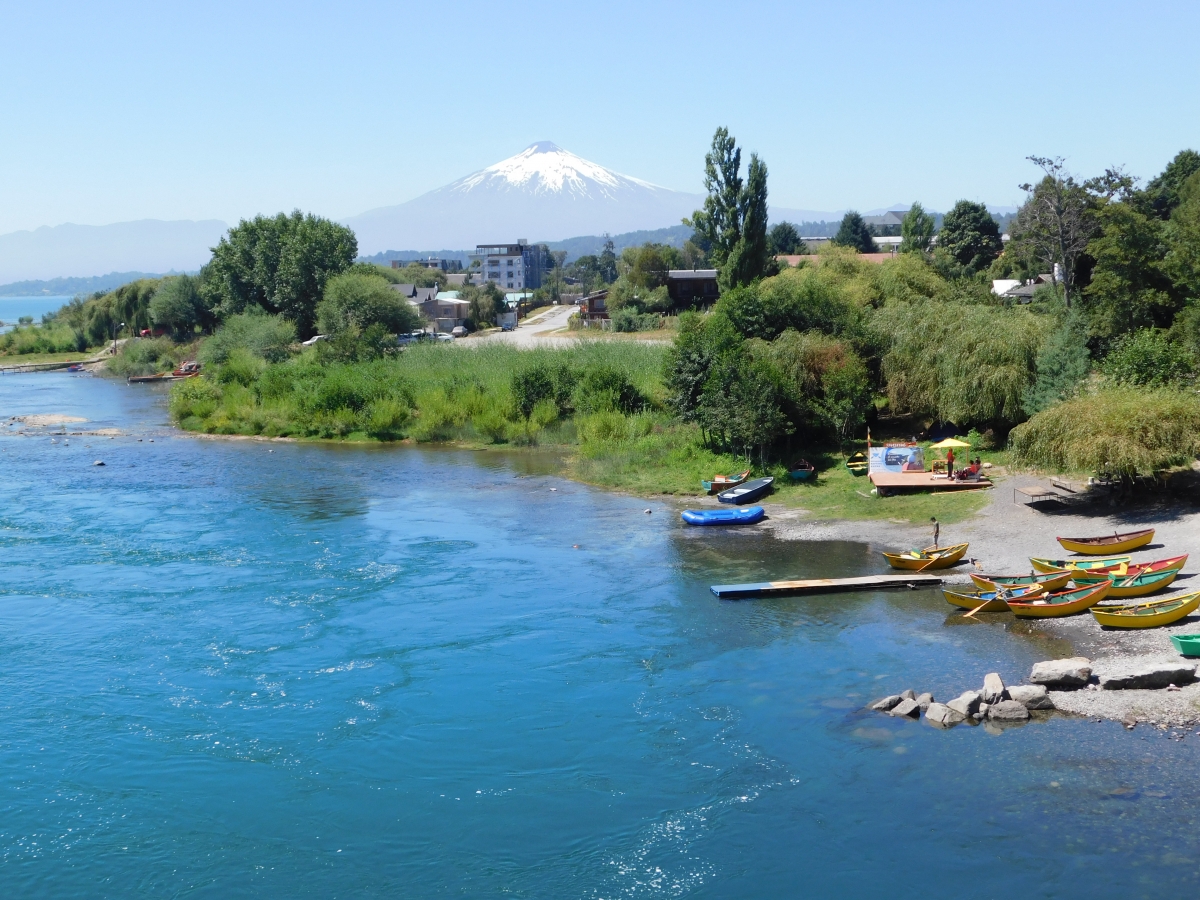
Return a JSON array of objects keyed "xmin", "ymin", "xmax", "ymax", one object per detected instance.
[{"xmin": 469, "ymin": 240, "xmax": 545, "ymax": 291}]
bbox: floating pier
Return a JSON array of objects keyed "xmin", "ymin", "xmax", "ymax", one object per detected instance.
[{"xmin": 710, "ymin": 573, "xmax": 944, "ymax": 600}]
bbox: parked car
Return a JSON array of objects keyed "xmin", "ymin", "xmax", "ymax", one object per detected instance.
[
  {"xmin": 501, "ymin": 322, "xmax": 515, "ymax": 332},
  {"xmin": 451, "ymin": 326, "xmax": 468, "ymax": 338},
  {"xmin": 434, "ymin": 332, "xmax": 454, "ymax": 342}
]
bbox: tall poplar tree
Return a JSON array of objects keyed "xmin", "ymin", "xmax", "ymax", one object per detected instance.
[{"xmin": 723, "ymin": 154, "xmax": 772, "ymax": 289}]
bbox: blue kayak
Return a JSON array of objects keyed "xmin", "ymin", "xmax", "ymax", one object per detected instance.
[{"xmin": 681, "ymin": 506, "xmax": 766, "ymax": 526}]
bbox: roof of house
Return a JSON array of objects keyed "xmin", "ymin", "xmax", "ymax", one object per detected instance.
[
  {"xmin": 667, "ymin": 269, "xmax": 718, "ymax": 279},
  {"xmin": 435, "ymin": 291, "xmax": 461, "ymax": 300},
  {"xmin": 413, "ymin": 287, "xmax": 438, "ymax": 302},
  {"xmin": 389, "ymin": 283, "xmax": 417, "ymax": 297},
  {"xmin": 992, "ymin": 279, "xmax": 1021, "ymax": 295},
  {"xmin": 863, "ymin": 210, "xmax": 908, "ymax": 227}
]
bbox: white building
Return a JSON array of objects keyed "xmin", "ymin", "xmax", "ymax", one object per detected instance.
[{"xmin": 469, "ymin": 240, "xmax": 545, "ymax": 291}]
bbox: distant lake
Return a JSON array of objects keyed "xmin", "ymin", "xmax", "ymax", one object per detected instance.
[{"xmin": 0, "ymin": 295, "xmax": 72, "ymax": 332}]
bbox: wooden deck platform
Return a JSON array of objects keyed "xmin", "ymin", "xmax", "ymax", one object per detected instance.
[
  {"xmin": 869, "ymin": 471, "xmax": 992, "ymax": 492},
  {"xmin": 710, "ymin": 573, "xmax": 944, "ymax": 600}
]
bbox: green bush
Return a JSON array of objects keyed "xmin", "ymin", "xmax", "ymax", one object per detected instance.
[
  {"xmin": 575, "ymin": 364, "xmax": 647, "ymax": 414},
  {"xmin": 108, "ymin": 337, "xmax": 183, "ymax": 377},
  {"xmin": 170, "ymin": 377, "xmax": 223, "ymax": 423},
  {"xmin": 511, "ymin": 361, "xmax": 576, "ymax": 419},
  {"xmin": 200, "ymin": 310, "xmax": 296, "ymax": 366},
  {"xmin": 610, "ymin": 308, "xmax": 661, "ymax": 332},
  {"xmin": 1009, "ymin": 387, "xmax": 1200, "ymax": 476},
  {"xmin": 316, "ymin": 272, "xmax": 419, "ymax": 336},
  {"xmin": 1102, "ymin": 328, "xmax": 1192, "ymax": 387}
]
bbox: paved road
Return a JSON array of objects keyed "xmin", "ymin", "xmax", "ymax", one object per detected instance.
[{"xmin": 470, "ymin": 304, "xmax": 578, "ymax": 346}]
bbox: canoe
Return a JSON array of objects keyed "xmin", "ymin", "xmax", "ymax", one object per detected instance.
[
  {"xmin": 717, "ymin": 477, "xmax": 775, "ymax": 505},
  {"xmin": 681, "ymin": 506, "xmax": 765, "ymax": 527},
  {"xmin": 702, "ymin": 469, "xmax": 751, "ymax": 494},
  {"xmin": 846, "ymin": 452, "xmax": 868, "ymax": 476},
  {"xmin": 788, "ymin": 460, "xmax": 816, "ymax": 482},
  {"xmin": 1084, "ymin": 567, "xmax": 1179, "ymax": 598},
  {"xmin": 1070, "ymin": 554, "xmax": 1188, "ymax": 583},
  {"xmin": 1170, "ymin": 634, "xmax": 1200, "ymax": 657},
  {"xmin": 971, "ymin": 569, "xmax": 1072, "ymax": 592},
  {"xmin": 1090, "ymin": 591, "xmax": 1200, "ymax": 629},
  {"xmin": 883, "ymin": 542, "xmax": 969, "ymax": 571},
  {"xmin": 1056, "ymin": 528, "xmax": 1155, "ymax": 555},
  {"xmin": 943, "ymin": 583, "xmax": 1043, "ymax": 612},
  {"xmin": 1030, "ymin": 555, "xmax": 1130, "ymax": 574},
  {"xmin": 1005, "ymin": 581, "xmax": 1112, "ymax": 618}
]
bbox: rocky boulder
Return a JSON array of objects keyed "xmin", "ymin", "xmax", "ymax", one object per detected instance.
[
  {"xmin": 1007, "ymin": 684, "xmax": 1054, "ymax": 710},
  {"xmin": 946, "ymin": 690, "xmax": 981, "ymax": 718},
  {"xmin": 870, "ymin": 695, "xmax": 902, "ymax": 712},
  {"xmin": 889, "ymin": 698, "xmax": 921, "ymax": 718},
  {"xmin": 987, "ymin": 699, "xmax": 1031, "ymax": 721},
  {"xmin": 924, "ymin": 702, "xmax": 965, "ymax": 727},
  {"xmin": 1030, "ymin": 657, "xmax": 1092, "ymax": 689},
  {"xmin": 1098, "ymin": 664, "xmax": 1198, "ymax": 691},
  {"xmin": 899, "ymin": 689, "xmax": 917, "ymax": 701},
  {"xmin": 915, "ymin": 692, "xmax": 934, "ymax": 712},
  {"xmin": 981, "ymin": 672, "xmax": 1008, "ymax": 704}
]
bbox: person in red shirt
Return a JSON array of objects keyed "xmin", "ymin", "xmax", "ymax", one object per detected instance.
[{"xmin": 946, "ymin": 448, "xmax": 955, "ymax": 477}]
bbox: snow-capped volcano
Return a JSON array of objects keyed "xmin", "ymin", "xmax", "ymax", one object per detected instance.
[{"xmin": 345, "ymin": 142, "xmax": 703, "ymax": 254}]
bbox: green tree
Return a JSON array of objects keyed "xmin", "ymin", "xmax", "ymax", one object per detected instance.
[
  {"xmin": 768, "ymin": 221, "xmax": 805, "ymax": 255},
  {"xmin": 1140, "ymin": 149, "xmax": 1200, "ymax": 220},
  {"xmin": 1103, "ymin": 328, "xmax": 1193, "ymax": 387},
  {"xmin": 149, "ymin": 274, "xmax": 214, "ymax": 336},
  {"xmin": 899, "ymin": 202, "xmax": 935, "ymax": 254},
  {"xmin": 204, "ymin": 211, "xmax": 357, "ymax": 337},
  {"xmin": 316, "ymin": 272, "xmax": 420, "ymax": 336},
  {"xmin": 833, "ymin": 212, "xmax": 876, "ymax": 254},
  {"xmin": 938, "ymin": 200, "xmax": 1002, "ymax": 273},
  {"xmin": 1023, "ymin": 311, "xmax": 1091, "ymax": 414},
  {"xmin": 686, "ymin": 127, "xmax": 743, "ymax": 268},
  {"xmin": 1082, "ymin": 201, "xmax": 1176, "ymax": 342},
  {"xmin": 628, "ymin": 244, "xmax": 670, "ymax": 288},
  {"xmin": 722, "ymin": 153, "xmax": 774, "ymax": 289},
  {"xmin": 598, "ymin": 239, "xmax": 618, "ymax": 284},
  {"xmin": 1011, "ymin": 158, "xmax": 1094, "ymax": 306},
  {"xmin": 1165, "ymin": 173, "xmax": 1200, "ymax": 299},
  {"xmin": 466, "ymin": 283, "xmax": 506, "ymax": 329}
]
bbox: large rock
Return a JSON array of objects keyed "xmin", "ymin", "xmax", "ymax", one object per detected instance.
[
  {"xmin": 924, "ymin": 702, "xmax": 965, "ymax": 727},
  {"xmin": 1030, "ymin": 657, "xmax": 1092, "ymax": 689},
  {"xmin": 915, "ymin": 692, "xmax": 934, "ymax": 712},
  {"xmin": 899, "ymin": 689, "xmax": 917, "ymax": 701},
  {"xmin": 889, "ymin": 698, "xmax": 921, "ymax": 718},
  {"xmin": 987, "ymin": 699, "xmax": 1031, "ymax": 721},
  {"xmin": 946, "ymin": 690, "xmax": 981, "ymax": 718},
  {"xmin": 870, "ymin": 694, "xmax": 902, "ymax": 712},
  {"xmin": 1099, "ymin": 664, "xmax": 1198, "ymax": 691},
  {"xmin": 981, "ymin": 673, "xmax": 1008, "ymax": 704},
  {"xmin": 1008, "ymin": 684, "xmax": 1054, "ymax": 710}
]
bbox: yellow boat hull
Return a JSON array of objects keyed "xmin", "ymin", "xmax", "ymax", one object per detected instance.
[
  {"xmin": 1031, "ymin": 555, "xmax": 1130, "ymax": 574},
  {"xmin": 1090, "ymin": 591, "xmax": 1200, "ymax": 628},
  {"xmin": 971, "ymin": 570, "xmax": 1072, "ymax": 592},
  {"xmin": 943, "ymin": 584, "xmax": 1042, "ymax": 612},
  {"xmin": 1007, "ymin": 582, "xmax": 1111, "ymax": 618},
  {"xmin": 1105, "ymin": 570, "xmax": 1179, "ymax": 597},
  {"xmin": 884, "ymin": 542, "xmax": 968, "ymax": 571},
  {"xmin": 1057, "ymin": 529, "xmax": 1155, "ymax": 555}
]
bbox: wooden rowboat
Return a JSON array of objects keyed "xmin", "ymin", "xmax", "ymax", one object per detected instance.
[
  {"xmin": 702, "ymin": 469, "xmax": 751, "ymax": 495},
  {"xmin": 787, "ymin": 459, "xmax": 816, "ymax": 482},
  {"xmin": 1031, "ymin": 555, "xmax": 1130, "ymax": 574},
  {"xmin": 846, "ymin": 452, "xmax": 868, "ymax": 476},
  {"xmin": 943, "ymin": 583, "xmax": 1043, "ymax": 612},
  {"xmin": 1056, "ymin": 528, "xmax": 1155, "ymax": 555},
  {"xmin": 883, "ymin": 542, "xmax": 969, "ymax": 571},
  {"xmin": 971, "ymin": 570, "xmax": 1072, "ymax": 592},
  {"xmin": 1090, "ymin": 591, "xmax": 1200, "ymax": 629},
  {"xmin": 1072, "ymin": 554, "xmax": 1188, "ymax": 584},
  {"xmin": 1087, "ymin": 567, "xmax": 1179, "ymax": 598},
  {"xmin": 1005, "ymin": 581, "xmax": 1112, "ymax": 618}
]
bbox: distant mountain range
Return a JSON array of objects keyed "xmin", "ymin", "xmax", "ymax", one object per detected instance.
[
  {"xmin": 0, "ymin": 219, "xmax": 227, "ymax": 286},
  {"xmin": 0, "ymin": 271, "xmax": 182, "ymax": 298}
]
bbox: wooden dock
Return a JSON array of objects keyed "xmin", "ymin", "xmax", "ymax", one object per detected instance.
[{"xmin": 710, "ymin": 573, "xmax": 944, "ymax": 600}]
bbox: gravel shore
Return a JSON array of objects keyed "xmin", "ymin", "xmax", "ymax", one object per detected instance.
[{"xmin": 760, "ymin": 471, "xmax": 1200, "ymax": 725}]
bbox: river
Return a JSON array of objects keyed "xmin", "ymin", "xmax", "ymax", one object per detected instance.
[{"xmin": 2, "ymin": 373, "xmax": 1198, "ymax": 898}]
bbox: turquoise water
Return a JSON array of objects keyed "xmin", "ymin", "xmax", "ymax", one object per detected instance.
[
  {"xmin": 0, "ymin": 296, "xmax": 72, "ymax": 331},
  {"xmin": 3, "ymin": 374, "xmax": 1200, "ymax": 898}
]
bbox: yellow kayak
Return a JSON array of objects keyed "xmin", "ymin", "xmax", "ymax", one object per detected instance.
[
  {"xmin": 1090, "ymin": 591, "xmax": 1200, "ymax": 628},
  {"xmin": 1057, "ymin": 528, "xmax": 1154, "ymax": 556},
  {"xmin": 971, "ymin": 570, "xmax": 1072, "ymax": 592},
  {"xmin": 1031, "ymin": 555, "xmax": 1130, "ymax": 574},
  {"xmin": 883, "ymin": 542, "xmax": 969, "ymax": 571},
  {"xmin": 1100, "ymin": 568, "xmax": 1179, "ymax": 598},
  {"xmin": 1005, "ymin": 581, "xmax": 1111, "ymax": 618}
]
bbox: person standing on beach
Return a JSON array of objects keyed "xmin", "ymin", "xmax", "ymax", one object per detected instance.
[
  {"xmin": 931, "ymin": 517, "xmax": 939, "ymax": 549},
  {"xmin": 946, "ymin": 448, "xmax": 955, "ymax": 477}
]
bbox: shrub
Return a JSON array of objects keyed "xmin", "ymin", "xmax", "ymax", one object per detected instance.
[
  {"xmin": 108, "ymin": 337, "xmax": 182, "ymax": 377},
  {"xmin": 316, "ymin": 272, "xmax": 419, "ymax": 336},
  {"xmin": 169, "ymin": 377, "xmax": 223, "ymax": 422},
  {"xmin": 1102, "ymin": 328, "xmax": 1192, "ymax": 387},
  {"xmin": 511, "ymin": 362, "xmax": 576, "ymax": 419},
  {"xmin": 610, "ymin": 308, "xmax": 661, "ymax": 332},
  {"xmin": 200, "ymin": 310, "xmax": 296, "ymax": 365},
  {"xmin": 575, "ymin": 364, "xmax": 647, "ymax": 414},
  {"xmin": 215, "ymin": 347, "xmax": 267, "ymax": 386},
  {"xmin": 1009, "ymin": 388, "xmax": 1200, "ymax": 476}
]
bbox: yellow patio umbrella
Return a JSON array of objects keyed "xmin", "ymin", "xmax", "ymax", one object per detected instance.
[{"xmin": 929, "ymin": 437, "xmax": 971, "ymax": 449}]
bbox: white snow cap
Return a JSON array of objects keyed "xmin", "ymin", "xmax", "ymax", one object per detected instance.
[{"xmin": 454, "ymin": 142, "xmax": 660, "ymax": 198}]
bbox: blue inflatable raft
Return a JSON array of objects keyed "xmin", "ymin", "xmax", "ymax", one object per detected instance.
[{"xmin": 681, "ymin": 506, "xmax": 766, "ymax": 526}]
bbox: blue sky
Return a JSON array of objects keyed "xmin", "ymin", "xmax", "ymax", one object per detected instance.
[{"xmin": 1, "ymin": 0, "xmax": 1197, "ymax": 233}]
